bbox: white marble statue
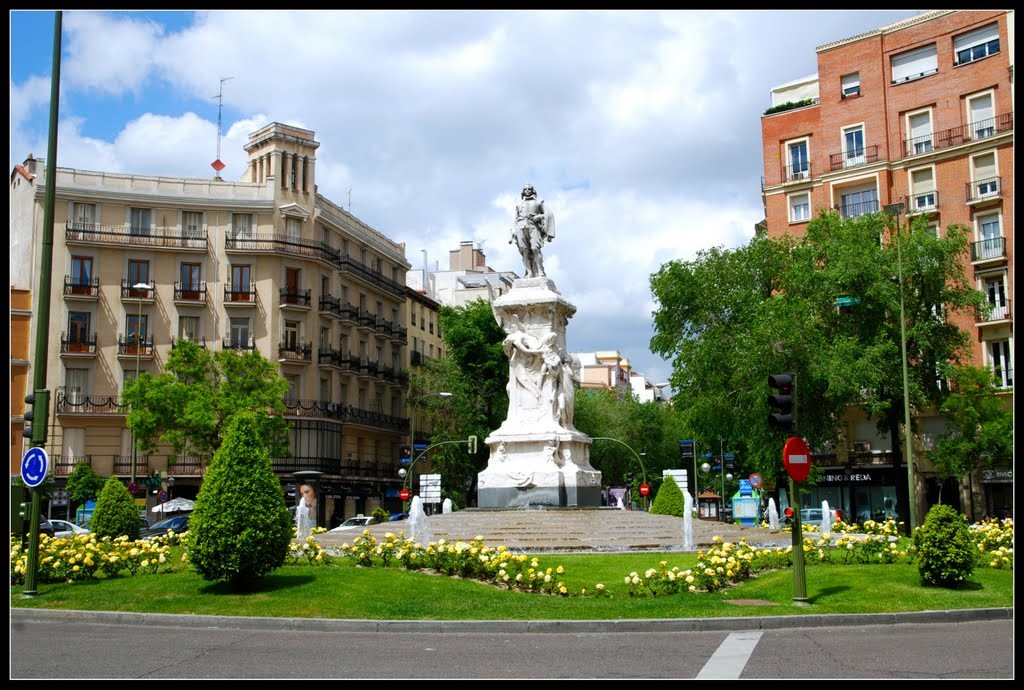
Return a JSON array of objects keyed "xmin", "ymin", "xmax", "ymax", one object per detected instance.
[{"xmin": 510, "ymin": 183, "xmax": 555, "ymax": 278}]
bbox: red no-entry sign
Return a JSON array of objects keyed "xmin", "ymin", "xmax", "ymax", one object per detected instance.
[
  {"xmin": 399, "ymin": 488, "xmax": 410, "ymax": 501},
  {"xmin": 783, "ymin": 436, "xmax": 811, "ymax": 483},
  {"xmin": 639, "ymin": 483, "xmax": 650, "ymax": 496}
]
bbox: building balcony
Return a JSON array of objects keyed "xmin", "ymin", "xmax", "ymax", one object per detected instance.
[
  {"xmin": 66, "ymin": 221, "xmax": 208, "ymax": 252},
  {"xmin": 112, "ymin": 454, "xmax": 150, "ymax": 476},
  {"xmin": 120, "ymin": 279, "xmax": 154, "ymax": 301},
  {"xmin": 63, "ymin": 275, "xmax": 99, "ymax": 300},
  {"xmin": 279, "ymin": 287, "xmax": 312, "ymax": 310},
  {"xmin": 60, "ymin": 332, "xmax": 98, "ymax": 356},
  {"xmin": 117, "ymin": 334, "xmax": 154, "ymax": 358},
  {"xmin": 966, "ymin": 176, "xmax": 1002, "ymax": 206},
  {"xmin": 829, "ymin": 145, "xmax": 880, "ymax": 172},
  {"xmin": 782, "ymin": 163, "xmax": 812, "ymax": 183},
  {"xmin": 56, "ymin": 388, "xmax": 128, "ymax": 415},
  {"xmin": 837, "ymin": 199, "xmax": 880, "ymax": 220},
  {"xmin": 319, "ymin": 294, "xmax": 340, "ymax": 317},
  {"xmin": 171, "ymin": 336, "xmax": 207, "ymax": 349},
  {"xmin": 281, "ymin": 399, "xmax": 409, "ymax": 434},
  {"xmin": 167, "ymin": 456, "xmax": 208, "ymax": 477},
  {"xmin": 976, "ymin": 299, "xmax": 1011, "ymax": 325},
  {"xmin": 51, "ymin": 454, "xmax": 91, "ymax": 476},
  {"xmin": 971, "ymin": 237, "xmax": 1006, "ymax": 264},
  {"xmin": 933, "ymin": 112, "xmax": 1013, "ymax": 151},
  {"xmin": 173, "ymin": 281, "xmax": 207, "ymax": 303},
  {"xmin": 356, "ymin": 309, "xmax": 378, "ymax": 333},
  {"xmin": 907, "ymin": 190, "xmax": 939, "ymax": 216},
  {"xmin": 224, "ymin": 283, "xmax": 257, "ymax": 306},
  {"xmin": 410, "ymin": 350, "xmax": 424, "ymax": 366},
  {"xmin": 902, "ymin": 134, "xmax": 935, "ymax": 158},
  {"xmin": 222, "ymin": 336, "xmax": 256, "ymax": 351},
  {"xmin": 270, "ymin": 456, "xmax": 343, "ymax": 476},
  {"xmin": 278, "ymin": 340, "xmax": 313, "ymax": 363}
]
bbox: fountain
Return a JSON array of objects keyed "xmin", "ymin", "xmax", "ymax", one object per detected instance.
[
  {"xmin": 821, "ymin": 499, "xmax": 833, "ymax": 537},
  {"xmin": 682, "ymin": 491, "xmax": 695, "ymax": 551},
  {"xmin": 767, "ymin": 497, "xmax": 780, "ymax": 530},
  {"xmin": 442, "ymin": 498, "xmax": 453, "ymax": 514},
  {"xmin": 408, "ymin": 496, "xmax": 432, "ymax": 546}
]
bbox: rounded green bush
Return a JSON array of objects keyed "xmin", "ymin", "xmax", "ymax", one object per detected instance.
[
  {"xmin": 90, "ymin": 476, "xmax": 141, "ymax": 541},
  {"xmin": 649, "ymin": 475, "xmax": 686, "ymax": 518},
  {"xmin": 187, "ymin": 411, "xmax": 294, "ymax": 586},
  {"xmin": 912, "ymin": 503, "xmax": 975, "ymax": 588}
]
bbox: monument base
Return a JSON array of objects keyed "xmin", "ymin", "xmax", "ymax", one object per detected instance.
[{"xmin": 477, "ymin": 431, "xmax": 602, "ymax": 508}]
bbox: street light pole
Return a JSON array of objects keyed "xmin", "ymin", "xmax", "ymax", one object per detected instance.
[
  {"xmin": 883, "ymin": 202, "xmax": 917, "ymax": 532},
  {"xmin": 130, "ymin": 281, "xmax": 152, "ymax": 485}
]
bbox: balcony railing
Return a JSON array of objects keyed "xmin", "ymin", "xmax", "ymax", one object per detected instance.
[
  {"xmin": 966, "ymin": 176, "xmax": 1001, "ymax": 203},
  {"xmin": 282, "ymin": 398, "xmax": 409, "ymax": 433},
  {"xmin": 280, "ymin": 287, "xmax": 312, "ymax": 307},
  {"xmin": 837, "ymin": 199, "xmax": 880, "ymax": 219},
  {"xmin": 63, "ymin": 275, "xmax": 99, "ymax": 298},
  {"xmin": 990, "ymin": 366, "xmax": 1013, "ymax": 390},
  {"xmin": 902, "ymin": 134, "xmax": 934, "ymax": 157},
  {"xmin": 908, "ymin": 189, "xmax": 939, "ymax": 214},
  {"xmin": 171, "ymin": 336, "xmax": 207, "ymax": 349},
  {"xmin": 113, "ymin": 454, "xmax": 149, "ymax": 476},
  {"xmin": 167, "ymin": 456, "xmax": 209, "ymax": 476},
  {"xmin": 51, "ymin": 454, "xmax": 91, "ymax": 476},
  {"xmin": 829, "ymin": 145, "xmax": 880, "ymax": 172},
  {"xmin": 971, "ymin": 237, "xmax": 1006, "ymax": 262},
  {"xmin": 279, "ymin": 341, "xmax": 313, "ymax": 362},
  {"xmin": 978, "ymin": 299, "xmax": 1011, "ymax": 323},
  {"xmin": 782, "ymin": 163, "xmax": 812, "ymax": 183},
  {"xmin": 60, "ymin": 332, "xmax": 98, "ymax": 354},
  {"xmin": 56, "ymin": 388, "xmax": 128, "ymax": 415},
  {"xmin": 934, "ymin": 112, "xmax": 1013, "ymax": 151},
  {"xmin": 224, "ymin": 283, "xmax": 257, "ymax": 304},
  {"xmin": 66, "ymin": 221, "xmax": 208, "ymax": 251},
  {"xmin": 117, "ymin": 334, "xmax": 154, "ymax": 357},
  {"xmin": 222, "ymin": 336, "xmax": 256, "ymax": 351},
  {"xmin": 120, "ymin": 279, "xmax": 154, "ymax": 299},
  {"xmin": 174, "ymin": 281, "xmax": 207, "ymax": 302}
]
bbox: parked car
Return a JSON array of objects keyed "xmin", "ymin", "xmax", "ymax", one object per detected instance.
[
  {"xmin": 49, "ymin": 519, "xmax": 90, "ymax": 538},
  {"xmin": 799, "ymin": 508, "xmax": 847, "ymax": 525},
  {"xmin": 140, "ymin": 515, "xmax": 190, "ymax": 539},
  {"xmin": 389, "ymin": 512, "xmax": 410, "ymax": 522},
  {"xmin": 328, "ymin": 515, "xmax": 376, "ymax": 532}
]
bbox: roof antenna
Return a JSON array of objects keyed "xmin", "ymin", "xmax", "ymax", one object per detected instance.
[{"xmin": 211, "ymin": 76, "xmax": 233, "ymax": 179}]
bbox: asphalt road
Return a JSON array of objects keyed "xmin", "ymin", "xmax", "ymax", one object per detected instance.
[{"xmin": 10, "ymin": 609, "xmax": 1013, "ymax": 679}]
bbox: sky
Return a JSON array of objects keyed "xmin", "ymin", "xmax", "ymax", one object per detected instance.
[{"xmin": 9, "ymin": 9, "xmax": 924, "ymax": 391}]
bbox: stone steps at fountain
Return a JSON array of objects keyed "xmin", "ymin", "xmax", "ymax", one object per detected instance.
[{"xmin": 315, "ymin": 507, "xmax": 791, "ymax": 553}]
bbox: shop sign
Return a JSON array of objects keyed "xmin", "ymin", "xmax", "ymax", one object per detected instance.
[{"xmin": 980, "ymin": 469, "xmax": 1012, "ymax": 483}]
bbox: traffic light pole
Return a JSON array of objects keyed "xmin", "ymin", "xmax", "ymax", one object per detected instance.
[{"xmin": 789, "ymin": 477, "xmax": 810, "ymax": 606}]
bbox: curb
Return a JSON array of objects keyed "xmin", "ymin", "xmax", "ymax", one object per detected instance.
[{"xmin": 11, "ymin": 606, "xmax": 1012, "ymax": 633}]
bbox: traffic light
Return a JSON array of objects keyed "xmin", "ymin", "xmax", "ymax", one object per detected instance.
[
  {"xmin": 19, "ymin": 502, "xmax": 31, "ymax": 520},
  {"xmin": 399, "ymin": 444, "xmax": 412, "ymax": 464},
  {"xmin": 626, "ymin": 471, "xmax": 635, "ymax": 487},
  {"xmin": 767, "ymin": 373, "xmax": 795, "ymax": 433},
  {"xmin": 23, "ymin": 389, "xmax": 51, "ymax": 446}
]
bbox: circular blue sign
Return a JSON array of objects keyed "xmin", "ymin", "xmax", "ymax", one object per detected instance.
[{"xmin": 21, "ymin": 447, "xmax": 50, "ymax": 488}]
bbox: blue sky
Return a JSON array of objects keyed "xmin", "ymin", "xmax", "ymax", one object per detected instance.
[{"xmin": 9, "ymin": 10, "xmax": 923, "ymax": 389}]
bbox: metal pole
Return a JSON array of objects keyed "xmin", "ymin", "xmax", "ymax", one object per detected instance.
[
  {"xmin": 896, "ymin": 224, "xmax": 917, "ymax": 532},
  {"xmin": 720, "ymin": 438, "xmax": 725, "ymax": 522},
  {"xmin": 790, "ymin": 477, "xmax": 809, "ymax": 606}
]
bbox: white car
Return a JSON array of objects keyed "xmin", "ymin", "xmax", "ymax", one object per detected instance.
[
  {"xmin": 328, "ymin": 516, "xmax": 376, "ymax": 532},
  {"xmin": 49, "ymin": 519, "xmax": 90, "ymax": 538}
]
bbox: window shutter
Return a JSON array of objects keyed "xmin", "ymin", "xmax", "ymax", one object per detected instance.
[
  {"xmin": 954, "ymin": 23, "xmax": 998, "ymax": 54},
  {"xmin": 909, "ymin": 112, "xmax": 930, "ymax": 139},
  {"xmin": 974, "ymin": 153, "xmax": 996, "ymax": 180},
  {"xmin": 911, "ymin": 168, "xmax": 933, "ymax": 196},
  {"xmin": 891, "ymin": 44, "xmax": 937, "ymax": 83}
]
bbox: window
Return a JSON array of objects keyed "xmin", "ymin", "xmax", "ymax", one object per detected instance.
[
  {"xmin": 891, "ymin": 43, "xmax": 938, "ymax": 84},
  {"xmin": 972, "ymin": 152, "xmax": 999, "ymax": 197},
  {"xmin": 286, "ymin": 217, "xmax": 300, "ymax": 241},
  {"xmin": 910, "ymin": 168, "xmax": 936, "ymax": 211},
  {"xmin": 841, "ymin": 72, "xmax": 860, "ymax": 99},
  {"xmin": 68, "ymin": 311, "xmax": 90, "ymax": 344},
  {"xmin": 319, "ymin": 326, "xmax": 331, "ymax": 348},
  {"xmin": 789, "ymin": 192, "xmax": 810, "ymax": 223},
  {"xmin": 283, "ymin": 320, "xmax": 300, "ymax": 349},
  {"xmin": 429, "ymin": 317, "xmax": 434, "ymax": 335},
  {"xmin": 127, "ymin": 260, "xmax": 150, "ymax": 288},
  {"xmin": 954, "ymin": 23, "xmax": 999, "ymax": 65},
  {"xmin": 977, "ymin": 212, "xmax": 1001, "ymax": 258},
  {"xmin": 968, "ymin": 93, "xmax": 995, "ymax": 139},
  {"xmin": 987, "ymin": 340, "xmax": 1012, "ymax": 388},
  {"xmin": 72, "ymin": 202, "xmax": 96, "ymax": 226},
  {"xmin": 838, "ymin": 184, "xmax": 878, "ymax": 219},
  {"xmin": 285, "ymin": 375, "xmax": 300, "ymax": 403},
  {"xmin": 411, "ymin": 308, "xmax": 417, "ymax": 326},
  {"xmin": 231, "ymin": 265, "xmax": 251, "ymax": 292},
  {"xmin": 178, "ymin": 315, "xmax": 200, "ymax": 342},
  {"xmin": 321, "ymin": 275, "xmax": 331, "ymax": 298},
  {"xmin": 231, "ymin": 213, "xmax": 252, "ymax": 239},
  {"xmin": 229, "ymin": 317, "xmax": 250, "ymax": 348},
  {"xmin": 982, "ymin": 275, "xmax": 1007, "ymax": 319},
  {"xmin": 375, "ymin": 345, "xmax": 383, "ymax": 364},
  {"xmin": 182, "ymin": 211, "xmax": 203, "ymax": 238},
  {"xmin": 70, "ymin": 256, "xmax": 93, "ymax": 287},
  {"xmin": 129, "ymin": 207, "xmax": 151, "ymax": 236},
  {"xmin": 339, "ymin": 383, "xmax": 348, "ymax": 406},
  {"xmin": 376, "ymin": 300, "xmax": 384, "ymax": 317},
  {"xmin": 339, "ymin": 334, "xmax": 349, "ymax": 355},
  {"xmin": 843, "ymin": 125, "xmax": 865, "ymax": 167},
  {"xmin": 787, "ymin": 139, "xmax": 809, "ymax": 180},
  {"xmin": 65, "ymin": 368, "xmax": 88, "ymax": 404},
  {"xmin": 285, "ymin": 267, "xmax": 301, "ymax": 298},
  {"xmin": 180, "ymin": 262, "xmax": 201, "ymax": 293},
  {"xmin": 126, "ymin": 312, "xmax": 148, "ymax": 346},
  {"xmin": 319, "ymin": 378, "xmax": 330, "ymax": 402},
  {"xmin": 908, "ymin": 111, "xmax": 932, "ymax": 154}
]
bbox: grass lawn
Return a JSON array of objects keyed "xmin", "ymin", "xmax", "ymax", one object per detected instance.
[{"xmin": 10, "ymin": 547, "xmax": 1013, "ymax": 621}]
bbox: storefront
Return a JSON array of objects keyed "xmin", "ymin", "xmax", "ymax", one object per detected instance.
[
  {"xmin": 979, "ymin": 468, "xmax": 1013, "ymax": 520},
  {"xmin": 779, "ymin": 467, "xmax": 900, "ymax": 525}
]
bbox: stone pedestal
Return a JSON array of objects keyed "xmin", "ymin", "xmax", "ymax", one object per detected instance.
[{"xmin": 477, "ymin": 278, "xmax": 601, "ymax": 508}]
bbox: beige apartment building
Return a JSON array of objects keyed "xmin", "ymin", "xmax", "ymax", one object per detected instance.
[
  {"xmin": 10, "ymin": 122, "xmax": 416, "ymax": 528},
  {"xmin": 758, "ymin": 10, "xmax": 1013, "ymax": 521}
]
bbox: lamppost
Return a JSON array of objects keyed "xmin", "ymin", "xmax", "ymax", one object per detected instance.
[
  {"xmin": 883, "ymin": 202, "xmax": 917, "ymax": 532},
  {"xmin": 404, "ymin": 391, "xmax": 452, "ymax": 503},
  {"xmin": 130, "ymin": 281, "xmax": 152, "ymax": 485},
  {"xmin": 699, "ymin": 459, "xmax": 733, "ymax": 522}
]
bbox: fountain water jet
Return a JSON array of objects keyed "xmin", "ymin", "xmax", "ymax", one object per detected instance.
[
  {"xmin": 768, "ymin": 497, "xmax": 780, "ymax": 530},
  {"xmin": 821, "ymin": 499, "xmax": 833, "ymax": 537},
  {"xmin": 682, "ymin": 491, "xmax": 695, "ymax": 551},
  {"xmin": 408, "ymin": 496, "xmax": 432, "ymax": 546}
]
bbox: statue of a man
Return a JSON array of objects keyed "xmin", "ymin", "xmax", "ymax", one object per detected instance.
[{"xmin": 510, "ymin": 183, "xmax": 555, "ymax": 278}]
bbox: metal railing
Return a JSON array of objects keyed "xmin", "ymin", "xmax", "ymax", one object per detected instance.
[
  {"xmin": 173, "ymin": 281, "xmax": 207, "ymax": 301},
  {"xmin": 829, "ymin": 145, "xmax": 879, "ymax": 172},
  {"xmin": 63, "ymin": 275, "xmax": 99, "ymax": 297},
  {"xmin": 966, "ymin": 176, "xmax": 1000, "ymax": 203},
  {"xmin": 60, "ymin": 332, "xmax": 98, "ymax": 354},
  {"xmin": 971, "ymin": 237, "xmax": 1006, "ymax": 262},
  {"xmin": 66, "ymin": 221, "xmax": 208, "ymax": 250}
]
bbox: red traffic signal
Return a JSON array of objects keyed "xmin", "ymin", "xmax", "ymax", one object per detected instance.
[
  {"xmin": 399, "ymin": 488, "xmax": 410, "ymax": 501},
  {"xmin": 639, "ymin": 483, "xmax": 650, "ymax": 496},
  {"xmin": 784, "ymin": 507, "xmax": 793, "ymax": 517}
]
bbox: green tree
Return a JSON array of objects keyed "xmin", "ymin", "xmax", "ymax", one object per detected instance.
[
  {"xmin": 123, "ymin": 339, "xmax": 290, "ymax": 466},
  {"xmin": 650, "ymin": 210, "xmax": 986, "ymax": 528},
  {"xmin": 187, "ymin": 411, "xmax": 294, "ymax": 587},
  {"xmin": 90, "ymin": 477, "xmax": 140, "ymax": 540},
  {"xmin": 65, "ymin": 462, "xmax": 106, "ymax": 512},
  {"xmin": 929, "ymin": 364, "xmax": 1013, "ymax": 494},
  {"xmin": 649, "ymin": 474, "xmax": 686, "ymax": 517}
]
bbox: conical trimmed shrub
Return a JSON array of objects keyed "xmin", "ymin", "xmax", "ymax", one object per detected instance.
[
  {"xmin": 90, "ymin": 476, "xmax": 141, "ymax": 540},
  {"xmin": 649, "ymin": 475, "xmax": 686, "ymax": 518}
]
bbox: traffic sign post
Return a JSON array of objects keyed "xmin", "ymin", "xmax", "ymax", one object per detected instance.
[
  {"xmin": 749, "ymin": 473, "xmax": 763, "ymax": 490},
  {"xmin": 20, "ymin": 447, "xmax": 50, "ymax": 598},
  {"xmin": 782, "ymin": 436, "xmax": 811, "ymax": 483},
  {"xmin": 399, "ymin": 488, "xmax": 410, "ymax": 501},
  {"xmin": 780, "ymin": 436, "xmax": 810, "ymax": 607}
]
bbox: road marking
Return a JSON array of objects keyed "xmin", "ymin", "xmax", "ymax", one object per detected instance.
[{"xmin": 696, "ymin": 630, "xmax": 763, "ymax": 679}]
